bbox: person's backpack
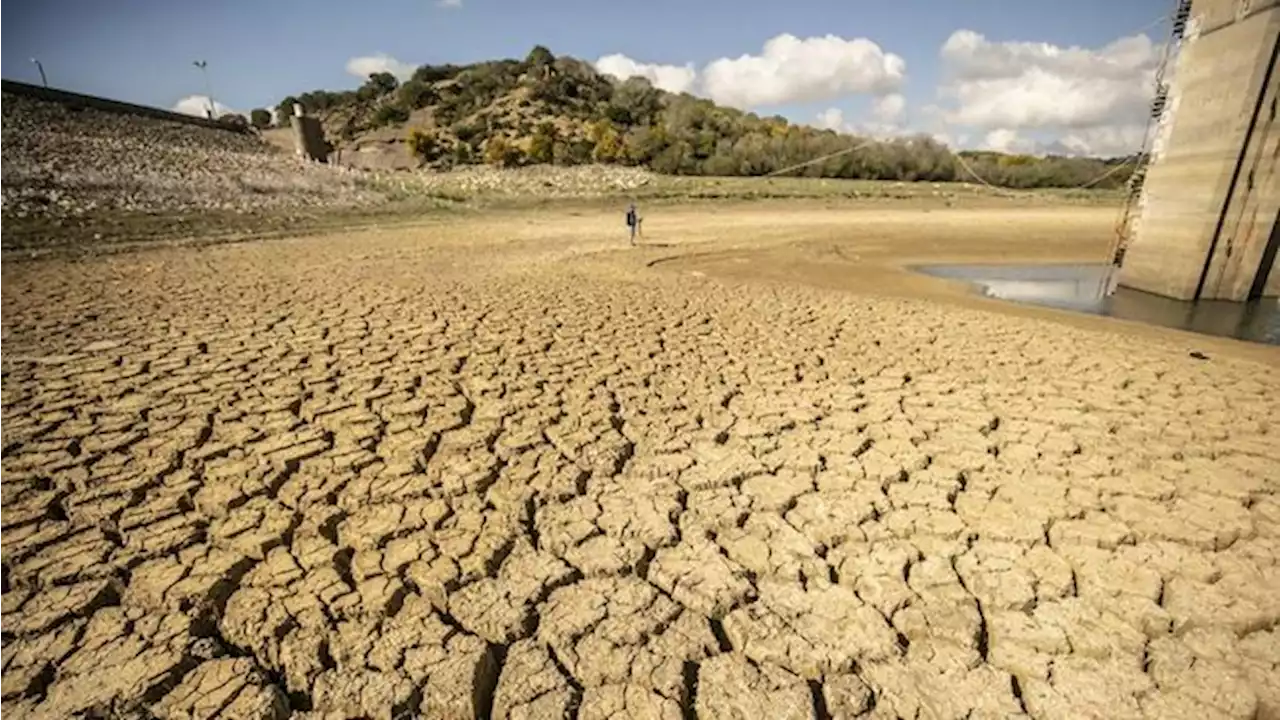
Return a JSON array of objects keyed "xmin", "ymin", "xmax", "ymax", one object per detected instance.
[{"xmin": 625, "ymin": 209, "xmax": 637, "ymax": 227}]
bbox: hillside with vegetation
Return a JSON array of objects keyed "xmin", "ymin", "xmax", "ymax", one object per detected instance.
[{"xmin": 260, "ymin": 46, "xmax": 1138, "ymax": 190}]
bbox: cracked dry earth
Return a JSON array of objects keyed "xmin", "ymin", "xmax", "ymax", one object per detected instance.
[{"xmin": 3, "ymin": 212, "xmax": 1280, "ymax": 720}]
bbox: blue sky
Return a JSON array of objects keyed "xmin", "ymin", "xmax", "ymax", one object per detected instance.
[{"xmin": 3, "ymin": 0, "xmax": 1171, "ymax": 154}]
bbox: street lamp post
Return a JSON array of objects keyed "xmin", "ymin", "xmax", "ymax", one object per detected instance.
[
  {"xmin": 192, "ymin": 60, "xmax": 215, "ymax": 118},
  {"xmin": 30, "ymin": 58, "xmax": 48, "ymax": 88}
]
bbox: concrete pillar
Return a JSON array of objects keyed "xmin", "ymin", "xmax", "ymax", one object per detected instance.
[
  {"xmin": 1118, "ymin": 0, "xmax": 1280, "ymax": 301},
  {"xmin": 290, "ymin": 103, "xmax": 329, "ymax": 162}
]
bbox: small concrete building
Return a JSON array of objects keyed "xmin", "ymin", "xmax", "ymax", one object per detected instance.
[{"xmin": 290, "ymin": 104, "xmax": 329, "ymax": 162}]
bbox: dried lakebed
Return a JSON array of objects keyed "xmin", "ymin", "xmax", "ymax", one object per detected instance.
[{"xmin": 2, "ymin": 214, "xmax": 1279, "ymax": 720}]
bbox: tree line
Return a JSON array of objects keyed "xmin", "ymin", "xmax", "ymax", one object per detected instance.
[{"xmin": 239, "ymin": 46, "xmax": 1138, "ymax": 190}]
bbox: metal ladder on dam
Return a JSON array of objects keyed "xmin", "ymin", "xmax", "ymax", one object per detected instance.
[{"xmin": 1112, "ymin": 0, "xmax": 1195, "ymax": 268}]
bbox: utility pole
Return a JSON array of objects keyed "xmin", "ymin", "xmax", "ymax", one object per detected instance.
[
  {"xmin": 192, "ymin": 60, "xmax": 215, "ymax": 118},
  {"xmin": 30, "ymin": 58, "xmax": 48, "ymax": 88}
]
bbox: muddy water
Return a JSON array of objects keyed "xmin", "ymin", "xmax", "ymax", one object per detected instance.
[{"xmin": 915, "ymin": 264, "xmax": 1280, "ymax": 346}]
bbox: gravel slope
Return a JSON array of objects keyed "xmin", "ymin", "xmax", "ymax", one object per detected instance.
[{"xmin": 1, "ymin": 93, "xmax": 390, "ymax": 220}]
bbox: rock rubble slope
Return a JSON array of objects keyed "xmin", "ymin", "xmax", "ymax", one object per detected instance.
[
  {"xmin": 3, "ymin": 217, "xmax": 1280, "ymax": 720},
  {"xmin": 0, "ymin": 93, "xmax": 386, "ymax": 220}
]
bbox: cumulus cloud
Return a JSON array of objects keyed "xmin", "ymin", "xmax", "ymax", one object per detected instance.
[
  {"xmin": 812, "ymin": 105, "xmax": 908, "ymax": 140},
  {"xmin": 935, "ymin": 29, "xmax": 1160, "ymax": 155},
  {"xmin": 701, "ymin": 33, "xmax": 906, "ymax": 108},
  {"xmin": 345, "ymin": 53, "xmax": 416, "ymax": 81},
  {"xmin": 595, "ymin": 54, "xmax": 698, "ymax": 94},
  {"xmin": 871, "ymin": 93, "xmax": 905, "ymax": 123},
  {"xmin": 813, "ymin": 108, "xmax": 849, "ymax": 132},
  {"xmin": 930, "ymin": 131, "xmax": 967, "ymax": 150},
  {"xmin": 172, "ymin": 95, "xmax": 236, "ymax": 118},
  {"xmin": 596, "ymin": 33, "xmax": 906, "ymax": 116},
  {"xmin": 1053, "ymin": 124, "xmax": 1149, "ymax": 157},
  {"xmin": 978, "ymin": 128, "xmax": 1038, "ymax": 154}
]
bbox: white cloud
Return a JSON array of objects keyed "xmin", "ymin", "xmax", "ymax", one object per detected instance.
[
  {"xmin": 814, "ymin": 108, "xmax": 848, "ymax": 132},
  {"xmin": 1053, "ymin": 124, "xmax": 1148, "ymax": 157},
  {"xmin": 594, "ymin": 29, "xmax": 1148, "ymax": 157},
  {"xmin": 978, "ymin": 128, "xmax": 1038, "ymax": 154},
  {"xmin": 871, "ymin": 93, "xmax": 905, "ymax": 123},
  {"xmin": 968, "ymin": 125, "xmax": 1147, "ymax": 158},
  {"xmin": 935, "ymin": 29, "xmax": 1160, "ymax": 155},
  {"xmin": 172, "ymin": 95, "xmax": 236, "ymax": 118},
  {"xmin": 811, "ymin": 105, "xmax": 909, "ymax": 140},
  {"xmin": 701, "ymin": 33, "xmax": 906, "ymax": 108},
  {"xmin": 930, "ymin": 131, "xmax": 966, "ymax": 149},
  {"xmin": 594, "ymin": 54, "xmax": 698, "ymax": 94},
  {"xmin": 345, "ymin": 53, "xmax": 416, "ymax": 81},
  {"xmin": 437, "ymin": 0, "xmax": 462, "ymax": 7}
]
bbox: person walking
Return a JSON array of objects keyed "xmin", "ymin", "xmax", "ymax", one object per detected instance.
[{"xmin": 625, "ymin": 203, "xmax": 641, "ymax": 246}]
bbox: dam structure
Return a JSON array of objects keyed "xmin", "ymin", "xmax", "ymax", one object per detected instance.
[{"xmin": 1117, "ymin": 0, "xmax": 1280, "ymax": 302}]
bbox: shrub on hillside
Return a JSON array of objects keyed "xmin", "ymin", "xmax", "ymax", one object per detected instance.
[
  {"xmin": 398, "ymin": 80, "xmax": 436, "ymax": 110},
  {"xmin": 372, "ymin": 104, "xmax": 410, "ymax": 128},
  {"xmin": 217, "ymin": 113, "xmax": 250, "ymax": 131},
  {"xmin": 407, "ymin": 128, "xmax": 445, "ymax": 164},
  {"xmin": 452, "ymin": 119, "xmax": 484, "ymax": 144},
  {"xmin": 275, "ymin": 96, "xmax": 299, "ymax": 127},
  {"xmin": 589, "ymin": 121, "xmax": 624, "ymax": 163},
  {"xmin": 359, "ymin": 72, "xmax": 399, "ymax": 101},
  {"xmin": 483, "ymin": 136, "xmax": 524, "ymax": 167},
  {"xmin": 526, "ymin": 45, "xmax": 556, "ymax": 68},
  {"xmin": 412, "ymin": 63, "xmax": 463, "ymax": 85},
  {"xmin": 249, "ymin": 108, "xmax": 272, "ymax": 129},
  {"xmin": 553, "ymin": 138, "xmax": 593, "ymax": 166},
  {"xmin": 528, "ymin": 122, "xmax": 557, "ymax": 163}
]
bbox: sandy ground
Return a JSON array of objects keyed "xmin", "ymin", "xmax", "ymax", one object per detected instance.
[{"xmin": 3, "ymin": 204, "xmax": 1279, "ymax": 719}]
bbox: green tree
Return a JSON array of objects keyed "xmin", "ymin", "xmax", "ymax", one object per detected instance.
[
  {"xmin": 607, "ymin": 77, "xmax": 662, "ymax": 126},
  {"xmin": 526, "ymin": 45, "xmax": 556, "ymax": 68},
  {"xmin": 372, "ymin": 104, "xmax": 410, "ymax": 127},
  {"xmin": 702, "ymin": 153, "xmax": 740, "ymax": 176},
  {"xmin": 412, "ymin": 63, "xmax": 462, "ymax": 84},
  {"xmin": 217, "ymin": 113, "xmax": 250, "ymax": 131},
  {"xmin": 275, "ymin": 95, "xmax": 299, "ymax": 127},
  {"xmin": 398, "ymin": 80, "xmax": 436, "ymax": 109},
  {"xmin": 528, "ymin": 121, "xmax": 558, "ymax": 163},
  {"xmin": 451, "ymin": 119, "xmax": 484, "ymax": 145},
  {"xmin": 589, "ymin": 121, "xmax": 624, "ymax": 163},
  {"xmin": 359, "ymin": 72, "xmax": 399, "ymax": 100},
  {"xmin": 484, "ymin": 136, "xmax": 523, "ymax": 167},
  {"xmin": 407, "ymin": 128, "xmax": 444, "ymax": 163},
  {"xmin": 554, "ymin": 138, "xmax": 594, "ymax": 165},
  {"xmin": 249, "ymin": 108, "xmax": 272, "ymax": 129},
  {"xmin": 622, "ymin": 125, "xmax": 667, "ymax": 165}
]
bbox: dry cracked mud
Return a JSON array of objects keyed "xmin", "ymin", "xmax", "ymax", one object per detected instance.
[{"xmin": 3, "ymin": 207, "xmax": 1280, "ymax": 719}]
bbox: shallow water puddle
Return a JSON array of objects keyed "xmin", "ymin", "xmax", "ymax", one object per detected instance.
[{"xmin": 915, "ymin": 264, "xmax": 1280, "ymax": 346}]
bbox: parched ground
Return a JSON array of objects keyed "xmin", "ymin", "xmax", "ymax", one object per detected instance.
[{"xmin": 3, "ymin": 205, "xmax": 1279, "ymax": 720}]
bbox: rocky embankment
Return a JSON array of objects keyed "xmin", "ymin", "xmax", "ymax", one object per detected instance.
[
  {"xmin": 412, "ymin": 164, "xmax": 654, "ymax": 198},
  {"xmin": 0, "ymin": 93, "xmax": 394, "ymax": 220}
]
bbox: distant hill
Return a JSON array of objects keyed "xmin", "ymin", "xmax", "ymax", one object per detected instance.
[{"xmin": 264, "ymin": 46, "xmax": 1137, "ymax": 190}]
